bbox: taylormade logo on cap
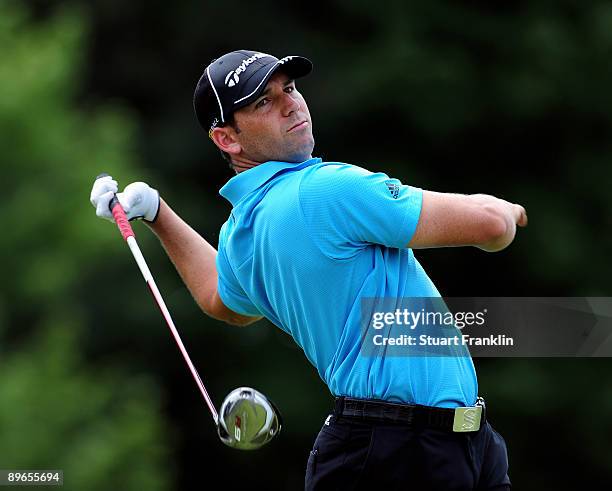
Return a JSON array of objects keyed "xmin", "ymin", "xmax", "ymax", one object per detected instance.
[
  {"xmin": 224, "ymin": 52, "xmax": 271, "ymax": 87},
  {"xmin": 278, "ymin": 56, "xmax": 296, "ymax": 64}
]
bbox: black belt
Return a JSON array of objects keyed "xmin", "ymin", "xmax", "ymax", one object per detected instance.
[{"xmin": 334, "ymin": 397, "xmax": 486, "ymax": 433}]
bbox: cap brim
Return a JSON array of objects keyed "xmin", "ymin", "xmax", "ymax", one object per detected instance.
[{"xmin": 232, "ymin": 56, "xmax": 312, "ymax": 113}]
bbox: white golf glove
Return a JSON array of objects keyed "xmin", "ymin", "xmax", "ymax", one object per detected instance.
[{"xmin": 90, "ymin": 175, "xmax": 160, "ymax": 222}]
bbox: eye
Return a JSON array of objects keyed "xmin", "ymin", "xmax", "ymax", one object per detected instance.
[
  {"xmin": 284, "ymin": 85, "xmax": 296, "ymax": 93},
  {"xmin": 255, "ymin": 97, "xmax": 270, "ymax": 109}
]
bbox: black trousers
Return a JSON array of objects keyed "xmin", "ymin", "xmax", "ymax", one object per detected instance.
[{"xmin": 305, "ymin": 411, "xmax": 511, "ymax": 490}]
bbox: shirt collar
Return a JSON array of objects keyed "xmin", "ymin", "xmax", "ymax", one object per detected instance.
[{"xmin": 219, "ymin": 157, "xmax": 322, "ymax": 206}]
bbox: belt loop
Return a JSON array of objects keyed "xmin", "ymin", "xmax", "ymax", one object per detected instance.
[{"xmin": 334, "ymin": 396, "xmax": 345, "ymax": 416}]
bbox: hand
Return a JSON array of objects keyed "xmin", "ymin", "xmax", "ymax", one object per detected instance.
[
  {"xmin": 90, "ymin": 175, "xmax": 118, "ymax": 222},
  {"xmin": 469, "ymin": 194, "xmax": 528, "ymax": 252},
  {"xmin": 497, "ymin": 199, "xmax": 528, "ymax": 228},
  {"xmin": 116, "ymin": 182, "xmax": 160, "ymax": 222},
  {"xmin": 90, "ymin": 176, "xmax": 160, "ymax": 222},
  {"xmin": 472, "ymin": 194, "xmax": 528, "ymax": 227}
]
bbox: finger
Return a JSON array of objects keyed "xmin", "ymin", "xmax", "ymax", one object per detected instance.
[
  {"xmin": 100, "ymin": 178, "xmax": 118, "ymax": 194},
  {"xmin": 123, "ymin": 183, "xmax": 145, "ymax": 203},
  {"xmin": 95, "ymin": 191, "xmax": 115, "ymax": 217},
  {"xmin": 92, "ymin": 175, "xmax": 117, "ymax": 190},
  {"xmin": 116, "ymin": 192, "xmax": 132, "ymax": 213},
  {"xmin": 90, "ymin": 178, "xmax": 118, "ymax": 204},
  {"xmin": 516, "ymin": 206, "xmax": 528, "ymax": 227}
]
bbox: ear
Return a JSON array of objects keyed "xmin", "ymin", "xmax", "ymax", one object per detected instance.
[{"xmin": 210, "ymin": 126, "xmax": 242, "ymax": 156}]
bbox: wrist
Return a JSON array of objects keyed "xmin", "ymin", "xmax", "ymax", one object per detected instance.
[
  {"xmin": 146, "ymin": 198, "xmax": 169, "ymax": 232},
  {"xmin": 143, "ymin": 188, "xmax": 161, "ymax": 223}
]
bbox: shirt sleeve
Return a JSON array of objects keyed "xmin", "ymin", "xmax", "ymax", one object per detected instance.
[
  {"xmin": 216, "ymin": 223, "xmax": 261, "ymax": 317},
  {"xmin": 299, "ymin": 163, "xmax": 423, "ymax": 259}
]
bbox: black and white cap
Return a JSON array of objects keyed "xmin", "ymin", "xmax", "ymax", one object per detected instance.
[{"xmin": 193, "ymin": 50, "xmax": 312, "ymax": 133}]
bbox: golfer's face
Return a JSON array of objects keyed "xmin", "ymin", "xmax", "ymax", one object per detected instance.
[{"xmin": 233, "ymin": 72, "xmax": 314, "ymax": 163}]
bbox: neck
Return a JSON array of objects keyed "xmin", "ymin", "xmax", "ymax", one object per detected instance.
[
  {"xmin": 230, "ymin": 155, "xmax": 260, "ymax": 174},
  {"xmin": 231, "ymin": 153, "xmax": 314, "ymax": 174}
]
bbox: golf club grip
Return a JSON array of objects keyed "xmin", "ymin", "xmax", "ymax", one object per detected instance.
[{"xmin": 110, "ymin": 197, "xmax": 135, "ymax": 241}]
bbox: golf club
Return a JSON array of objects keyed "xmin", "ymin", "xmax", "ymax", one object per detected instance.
[{"xmin": 95, "ymin": 173, "xmax": 281, "ymax": 450}]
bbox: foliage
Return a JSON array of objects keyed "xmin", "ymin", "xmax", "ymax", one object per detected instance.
[
  {"xmin": 3, "ymin": 0, "xmax": 612, "ymax": 488},
  {"xmin": 0, "ymin": 2, "xmax": 171, "ymax": 489}
]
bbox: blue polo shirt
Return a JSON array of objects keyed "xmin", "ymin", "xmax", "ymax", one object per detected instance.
[{"xmin": 217, "ymin": 157, "xmax": 477, "ymax": 408}]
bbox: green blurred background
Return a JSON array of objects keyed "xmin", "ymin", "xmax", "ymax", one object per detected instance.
[{"xmin": 1, "ymin": 0, "xmax": 611, "ymax": 489}]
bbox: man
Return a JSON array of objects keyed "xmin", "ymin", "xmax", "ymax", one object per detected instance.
[{"xmin": 91, "ymin": 50, "xmax": 526, "ymax": 490}]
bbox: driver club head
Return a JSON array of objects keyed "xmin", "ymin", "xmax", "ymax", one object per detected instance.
[{"xmin": 217, "ymin": 387, "xmax": 282, "ymax": 450}]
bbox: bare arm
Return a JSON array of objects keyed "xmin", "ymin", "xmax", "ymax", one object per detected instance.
[
  {"xmin": 407, "ymin": 191, "xmax": 528, "ymax": 251},
  {"xmin": 147, "ymin": 199, "xmax": 262, "ymax": 326}
]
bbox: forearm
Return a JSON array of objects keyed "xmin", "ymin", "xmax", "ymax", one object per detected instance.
[
  {"xmin": 146, "ymin": 199, "xmax": 218, "ymax": 314},
  {"xmin": 407, "ymin": 191, "xmax": 527, "ymax": 251}
]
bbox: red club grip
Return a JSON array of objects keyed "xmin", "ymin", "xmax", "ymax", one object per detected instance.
[{"xmin": 110, "ymin": 196, "xmax": 135, "ymax": 241}]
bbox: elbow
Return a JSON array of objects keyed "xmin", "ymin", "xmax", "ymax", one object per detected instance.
[
  {"xmin": 225, "ymin": 315, "xmax": 260, "ymax": 327},
  {"xmin": 220, "ymin": 308, "xmax": 262, "ymax": 326},
  {"xmin": 195, "ymin": 293, "xmax": 215, "ymax": 318},
  {"xmin": 199, "ymin": 290, "xmax": 261, "ymax": 326},
  {"xmin": 195, "ymin": 292, "xmax": 232, "ymax": 324},
  {"xmin": 208, "ymin": 312, "xmax": 249, "ymax": 327},
  {"xmin": 196, "ymin": 299, "xmax": 238, "ymax": 325}
]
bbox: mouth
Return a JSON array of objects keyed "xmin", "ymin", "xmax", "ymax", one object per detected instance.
[{"xmin": 287, "ymin": 120, "xmax": 308, "ymax": 133}]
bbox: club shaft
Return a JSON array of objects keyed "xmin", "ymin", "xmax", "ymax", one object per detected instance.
[{"xmin": 126, "ymin": 236, "xmax": 219, "ymax": 424}]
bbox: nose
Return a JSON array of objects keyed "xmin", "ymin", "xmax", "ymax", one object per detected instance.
[{"xmin": 281, "ymin": 92, "xmax": 300, "ymax": 117}]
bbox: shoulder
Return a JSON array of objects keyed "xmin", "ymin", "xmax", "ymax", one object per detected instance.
[
  {"xmin": 299, "ymin": 162, "xmax": 375, "ymax": 197},
  {"xmin": 304, "ymin": 162, "xmax": 372, "ymax": 179}
]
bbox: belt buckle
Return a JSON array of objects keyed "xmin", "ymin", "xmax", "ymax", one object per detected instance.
[{"xmin": 452, "ymin": 406, "xmax": 482, "ymax": 432}]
